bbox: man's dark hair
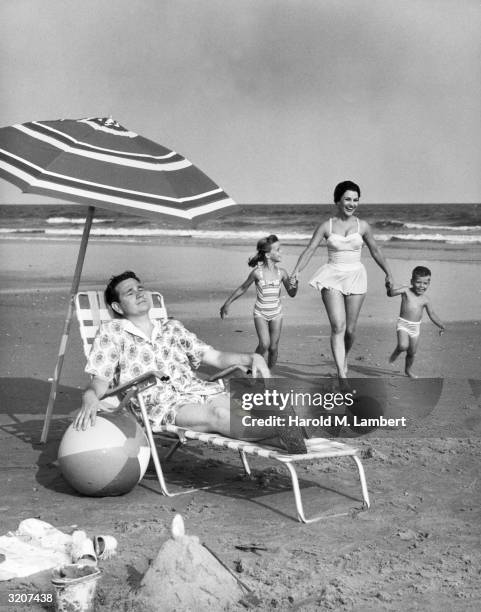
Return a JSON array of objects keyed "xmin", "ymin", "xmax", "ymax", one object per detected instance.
[
  {"xmin": 104, "ymin": 271, "xmax": 141, "ymax": 307},
  {"xmin": 333, "ymin": 180, "xmax": 361, "ymax": 203},
  {"xmin": 412, "ymin": 265, "xmax": 431, "ymax": 279}
]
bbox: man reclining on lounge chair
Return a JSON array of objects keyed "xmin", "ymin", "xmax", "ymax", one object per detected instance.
[{"xmin": 73, "ymin": 271, "xmax": 308, "ymax": 453}]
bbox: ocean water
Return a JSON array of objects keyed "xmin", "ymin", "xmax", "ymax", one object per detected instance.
[{"xmin": 1, "ymin": 203, "xmax": 480, "ymax": 246}]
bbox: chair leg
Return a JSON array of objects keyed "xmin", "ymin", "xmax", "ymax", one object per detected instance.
[
  {"xmin": 281, "ymin": 459, "xmax": 369, "ymax": 524},
  {"xmin": 137, "ymin": 395, "xmax": 176, "ymax": 497},
  {"xmin": 164, "ymin": 439, "xmax": 182, "ymax": 461},
  {"xmin": 136, "ymin": 396, "xmax": 213, "ymax": 497},
  {"xmin": 351, "ymin": 455, "xmax": 371, "ymax": 509},
  {"xmin": 238, "ymin": 450, "xmax": 254, "ymax": 479},
  {"xmin": 282, "ymin": 462, "xmax": 317, "ymax": 523}
]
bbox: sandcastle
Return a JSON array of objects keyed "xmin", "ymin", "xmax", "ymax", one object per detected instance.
[{"xmin": 135, "ymin": 515, "xmax": 246, "ymax": 611}]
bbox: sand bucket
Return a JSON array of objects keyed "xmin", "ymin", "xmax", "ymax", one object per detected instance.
[{"xmin": 51, "ymin": 564, "xmax": 101, "ymax": 612}]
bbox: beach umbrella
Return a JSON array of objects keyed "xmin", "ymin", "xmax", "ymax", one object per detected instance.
[{"xmin": 0, "ymin": 116, "xmax": 238, "ymax": 442}]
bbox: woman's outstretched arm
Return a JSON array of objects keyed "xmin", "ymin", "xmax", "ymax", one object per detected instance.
[{"xmin": 290, "ymin": 222, "xmax": 327, "ymax": 278}]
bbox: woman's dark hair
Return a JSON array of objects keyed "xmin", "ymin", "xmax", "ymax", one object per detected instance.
[
  {"xmin": 104, "ymin": 270, "xmax": 140, "ymax": 307},
  {"xmin": 333, "ymin": 180, "xmax": 361, "ymax": 203},
  {"xmin": 248, "ymin": 234, "xmax": 279, "ymax": 267}
]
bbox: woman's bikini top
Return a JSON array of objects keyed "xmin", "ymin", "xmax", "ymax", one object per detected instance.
[{"xmin": 326, "ymin": 218, "xmax": 364, "ymax": 264}]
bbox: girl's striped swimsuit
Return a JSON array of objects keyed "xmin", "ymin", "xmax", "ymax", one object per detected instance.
[{"xmin": 253, "ymin": 266, "xmax": 282, "ymax": 321}]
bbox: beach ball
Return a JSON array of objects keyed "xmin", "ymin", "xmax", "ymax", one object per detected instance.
[{"xmin": 58, "ymin": 413, "xmax": 151, "ymax": 496}]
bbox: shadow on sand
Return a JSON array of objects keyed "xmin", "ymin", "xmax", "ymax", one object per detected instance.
[{"xmin": 0, "ymin": 377, "xmax": 365, "ymax": 523}]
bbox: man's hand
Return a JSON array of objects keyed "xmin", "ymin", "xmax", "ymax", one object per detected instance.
[
  {"xmin": 73, "ymin": 405, "xmax": 98, "ymax": 431},
  {"xmin": 202, "ymin": 348, "xmax": 270, "ymax": 378},
  {"xmin": 73, "ymin": 386, "xmax": 105, "ymax": 430},
  {"xmin": 250, "ymin": 353, "xmax": 270, "ymax": 378}
]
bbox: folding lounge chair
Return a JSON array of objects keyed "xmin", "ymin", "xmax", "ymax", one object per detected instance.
[{"xmin": 75, "ymin": 291, "xmax": 370, "ymax": 523}]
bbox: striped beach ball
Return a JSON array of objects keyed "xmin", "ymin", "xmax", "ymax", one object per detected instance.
[{"xmin": 58, "ymin": 413, "xmax": 151, "ymax": 496}]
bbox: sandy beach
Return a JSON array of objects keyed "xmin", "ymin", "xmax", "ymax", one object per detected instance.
[{"xmin": 0, "ymin": 237, "xmax": 480, "ymax": 611}]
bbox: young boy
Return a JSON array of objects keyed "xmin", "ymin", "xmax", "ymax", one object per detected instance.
[{"xmin": 387, "ymin": 266, "xmax": 445, "ymax": 378}]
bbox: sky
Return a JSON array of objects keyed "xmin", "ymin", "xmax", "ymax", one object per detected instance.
[{"xmin": 1, "ymin": 0, "xmax": 480, "ymax": 205}]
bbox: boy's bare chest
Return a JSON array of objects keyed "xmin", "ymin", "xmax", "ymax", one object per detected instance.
[{"xmin": 402, "ymin": 291, "xmax": 425, "ymax": 309}]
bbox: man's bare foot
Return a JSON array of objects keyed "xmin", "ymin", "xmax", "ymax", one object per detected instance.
[{"xmin": 405, "ymin": 368, "xmax": 418, "ymax": 378}]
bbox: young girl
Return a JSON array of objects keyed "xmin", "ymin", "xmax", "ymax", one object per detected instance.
[{"xmin": 220, "ymin": 235, "xmax": 298, "ymax": 369}]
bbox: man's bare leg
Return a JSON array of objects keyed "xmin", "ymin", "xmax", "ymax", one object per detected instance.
[{"xmin": 175, "ymin": 394, "xmax": 307, "ymax": 453}]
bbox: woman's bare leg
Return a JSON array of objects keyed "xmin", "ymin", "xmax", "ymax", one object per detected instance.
[
  {"xmin": 344, "ymin": 293, "xmax": 365, "ymax": 374},
  {"xmin": 321, "ymin": 288, "xmax": 347, "ymax": 378}
]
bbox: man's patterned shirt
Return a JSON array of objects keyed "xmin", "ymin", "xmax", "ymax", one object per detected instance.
[{"xmin": 85, "ymin": 318, "xmax": 223, "ymax": 427}]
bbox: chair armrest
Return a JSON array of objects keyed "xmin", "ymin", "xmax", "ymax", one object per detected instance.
[{"xmin": 101, "ymin": 370, "xmax": 170, "ymax": 399}]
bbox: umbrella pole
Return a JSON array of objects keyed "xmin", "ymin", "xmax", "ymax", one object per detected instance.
[{"xmin": 40, "ymin": 206, "xmax": 95, "ymax": 443}]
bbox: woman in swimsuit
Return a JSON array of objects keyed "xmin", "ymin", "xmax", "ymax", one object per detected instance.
[
  {"xmin": 220, "ymin": 235, "xmax": 298, "ymax": 369},
  {"xmin": 290, "ymin": 181, "xmax": 394, "ymax": 379}
]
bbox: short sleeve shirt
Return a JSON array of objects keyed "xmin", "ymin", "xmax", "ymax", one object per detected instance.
[{"xmin": 85, "ymin": 318, "xmax": 223, "ymax": 428}]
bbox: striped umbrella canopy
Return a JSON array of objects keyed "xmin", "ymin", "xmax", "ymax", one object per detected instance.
[
  {"xmin": 0, "ymin": 116, "xmax": 238, "ymax": 442},
  {"xmin": 0, "ymin": 116, "xmax": 236, "ymax": 222}
]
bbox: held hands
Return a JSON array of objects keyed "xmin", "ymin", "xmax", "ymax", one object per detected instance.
[
  {"xmin": 288, "ymin": 271, "xmax": 299, "ymax": 290},
  {"xmin": 384, "ymin": 275, "xmax": 394, "ymax": 296},
  {"xmin": 286, "ymin": 273, "xmax": 299, "ymax": 297},
  {"xmin": 439, "ymin": 327, "xmax": 446, "ymax": 336}
]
